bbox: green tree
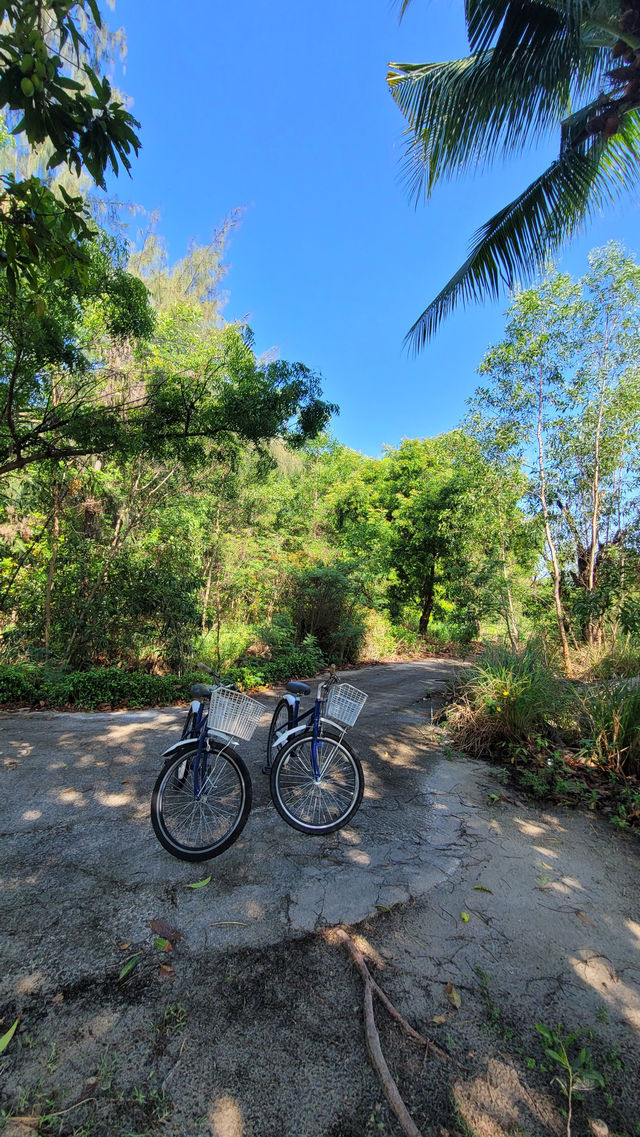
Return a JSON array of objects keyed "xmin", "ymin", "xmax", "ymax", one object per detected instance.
[
  {"xmin": 0, "ymin": 232, "xmax": 154, "ymax": 476},
  {"xmin": 0, "ymin": 1, "xmax": 141, "ymax": 292},
  {"xmin": 381, "ymin": 433, "xmax": 525, "ymax": 639},
  {"xmin": 389, "ymin": 1, "xmax": 640, "ymax": 346},
  {"xmin": 469, "ymin": 243, "xmax": 640, "ymax": 668}
]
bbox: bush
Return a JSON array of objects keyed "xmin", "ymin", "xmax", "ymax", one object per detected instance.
[
  {"xmin": 229, "ymin": 635, "xmax": 325, "ymax": 689},
  {"xmin": 0, "ymin": 664, "xmax": 198, "ymax": 710},
  {"xmin": 447, "ymin": 644, "xmax": 573, "ymax": 757},
  {"xmin": 0, "ymin": 664, "xmax": 42, "ymax": 705},
  {"xmin": 286, "ymin": 565, "xmax": 365, "ymax": 663},
  {"xmin": 0, "ymin": 652, "xmax": 329, "ymax": 709},
  {"xmin": 574, "ymin": 680, "xmax": 640, "ymax": 777},
  {"xmin": 193, "ymin": 624, "xmax": 260, "ymax": 673}
]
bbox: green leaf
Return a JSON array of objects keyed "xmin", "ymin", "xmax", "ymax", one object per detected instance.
[
  {"xmin": 0, "ymin": 1016, "xmax": 20, "ymax": 1054},
  {"xmin": 118, "ymin": 953, "xmax": 143, "ymax": 982},
  {"xmin": 460, "ymin": 910, "xmax": 470, "ymax": 922},
  {"xmin": 187, "ymin": 875, "xmax": 211, "ymax": 889},
  {"xmin": 474, "ymin": 885, "xmax": 493, "ymax": 893}
]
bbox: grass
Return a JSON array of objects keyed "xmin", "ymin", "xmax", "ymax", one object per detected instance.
[
  {"xmin": 446, "ymin": 643, "xmax": 574, "ymax": 758},
  {"xmin": 574, "ymin": 680, "xmax": 640, "ymax": 778},
  {"xmin": 446, "ymin": 642, "xmax": 640, "ymax": 829}
]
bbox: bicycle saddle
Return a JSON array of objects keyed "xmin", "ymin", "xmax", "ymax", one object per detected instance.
[
  {"xmin": 286, "ymin": 681, "xmax": 310, "ymax": 696},
  {"xmin": 190, "ymin": 683, "xmax": 211, "ymax": 699}
]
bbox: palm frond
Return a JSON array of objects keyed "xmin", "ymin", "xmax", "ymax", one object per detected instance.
[
  {"xmin": 389, "ymin": 44, "xmax": 608, "ymax": 196},
  {"xmin": 405, "ymin": 110, "xmax": 640, "ymax": 350},
  {"xmin": 466, "ymin": 0, "xmax": 585, "ymax": 55}
]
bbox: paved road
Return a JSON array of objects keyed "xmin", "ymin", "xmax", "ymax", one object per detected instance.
[{"xmin": 1, "ymin": 660, "xmax": 467, "ymax": 996}]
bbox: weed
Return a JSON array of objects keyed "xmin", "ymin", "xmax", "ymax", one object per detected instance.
[
  {"xmin": 128, "ymin": 1079, "xmax": 170, "ymax": 1124},
  {"xmin": 475, "ymin": 968, "xmax": 513, "ymax": 1041},
  {"xmin": 96, "ymin": 1047, "xmax": 118, "ymax": 1091},
  {"xmin": 159, "ymin": 1002, "xmax": 187, "ymax": 1037},
  {"xmin": 447, "ymin": 644, "xmax": 573, "ymax": 758},
  {"xmin": 536, "ymin": 1023, "xmax": 605, "ymax": 1137}
]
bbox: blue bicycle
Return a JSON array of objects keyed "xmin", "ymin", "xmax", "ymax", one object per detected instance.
[
  {"xmin": 265, "ymin": 671, "xmax": 367, "ymax": 835},
  {"xmin": 150, "ymin": 668, "xmax": 259, "ymax": 862}
]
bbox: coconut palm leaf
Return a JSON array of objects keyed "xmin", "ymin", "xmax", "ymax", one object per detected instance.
[
  {"xmin": 405, "ymin": 110, "xmax": 640, "ymax": 350},
  {"xmin": 389, "ymin": 42, "xmax": 609, "ymax": 197},
  {"xmin": 388, "ymin": 1, "xmax": 640, "ymax": 344}
]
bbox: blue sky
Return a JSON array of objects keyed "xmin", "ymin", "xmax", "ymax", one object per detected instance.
[{"xmin": 110, "ymin": 0, "xmax": 640, "ymax": 456}]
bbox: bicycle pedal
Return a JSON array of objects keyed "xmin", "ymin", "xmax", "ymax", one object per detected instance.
[{"xmin": 261, "ymin": 764, "xmax": 271, "ymax": 775}]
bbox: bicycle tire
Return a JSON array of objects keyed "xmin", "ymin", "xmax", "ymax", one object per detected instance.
[
  {"xmin": 266, "ymin": 698, "xmax": 294, "ymax": 768},
  {"xmin": 180, "ymin": 708, "xmax": 196, "ymax": 741},
  {"xmin": 269, "ymin": 732, "xmax": 364, "ymax": 834},
  {"xmin": 151, "ymin": 743, "xmax": 252, "ymax": 861}
]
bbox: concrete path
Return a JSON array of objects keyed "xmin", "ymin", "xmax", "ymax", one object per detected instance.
[{"xmin": 1, "ymin": 660, "xmax": 464, "ymax": 996}]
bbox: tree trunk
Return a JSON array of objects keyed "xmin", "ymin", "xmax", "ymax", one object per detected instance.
[
  {"xmin": 535, "ymin": 361, "xmax": 573, "ymax": 675},
  {"xmin": 418, "ymin": 561, "xmax": 436, "ymax": 635},
  {"xmin": 44, "ymin": 480, "xmax": 61, "ymax": 657}
]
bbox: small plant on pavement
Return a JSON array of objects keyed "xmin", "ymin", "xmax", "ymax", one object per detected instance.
[{"xmin": 536, "ymin": 1023, "xmax": 605, "ymax": 1137}]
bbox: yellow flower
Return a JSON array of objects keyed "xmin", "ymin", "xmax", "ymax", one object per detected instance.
[
  {"xmin": 496, "ymin": 705, "xmax": 502, "ymax": 711},
  {"xmin": 502, "ymin": 690, "xmax": 510, "ymax": 696}
]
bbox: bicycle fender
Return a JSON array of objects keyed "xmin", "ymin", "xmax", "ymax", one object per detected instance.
[
  {"xmin": 283, "ymin": 694, "xmax": 297, "ymax": 708},
  {"xmin": 161, "ymin": 739, "xmax": 199, "ymax": 760}
]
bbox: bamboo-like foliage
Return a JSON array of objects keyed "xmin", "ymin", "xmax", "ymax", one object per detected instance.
[{"xmin": 389, "ymin": 1, "xmax": 640, "ymax": 347}]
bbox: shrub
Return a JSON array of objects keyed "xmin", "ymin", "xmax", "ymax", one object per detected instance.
[
  {"xmin": 574, "ymin": 680, "xmax": 640, "ymax": 777},
  {"xmin": 0, "ymin": 664, "xmax": 192, "ymax": 710},
  {"xmin": 0, "ymin": 664, "xmax": 42, "ymax": 704},
  {"xmin": 229, "ymin": 635, "xmax": 325, "ymax": 689},
  {"xmin": 447, "ymin": 644, "xmax": 573, "ymax": 757},
  {"xmin": 286, "ymin": 565, "xmax": 365, "ymax": 663}
]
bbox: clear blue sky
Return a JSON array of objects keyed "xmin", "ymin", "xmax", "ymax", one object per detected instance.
[{"xmin": 109, "ymin": 0, "xmax": 640, "ymax": 457}]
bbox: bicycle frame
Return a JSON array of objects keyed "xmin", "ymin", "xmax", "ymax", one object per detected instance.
[
  {"xmin": 277, "ymin": 683, "xmax": 344, "ymax": 779},
  {"xmin": 161, "ymin": 691, "xmax": 238, "ymax": 797}
]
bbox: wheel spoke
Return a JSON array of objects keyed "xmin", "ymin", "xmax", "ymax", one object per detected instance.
[
  {"xmin": 272, "ymin": 735, "xmax": 362, "ymax": 832},
  {"xmin": 154, "ymin": 748, "xmax": 248, "ymax": 854}
]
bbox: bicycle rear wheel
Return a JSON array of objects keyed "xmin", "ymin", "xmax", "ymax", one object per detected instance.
[
  {"xmin": 266, "ymin": 698, "xmax": 294, "ymax": 768},
  {"xmin": 269, "ymin": 732, "xmax": 364, "ymax": 834},
  {"xmin": 151, "ymin": 743, "xmax": 252, "ymax": 861},
  {"xmin": 180, "ymin": 708, "xmax": 196, "ymax": 740}
]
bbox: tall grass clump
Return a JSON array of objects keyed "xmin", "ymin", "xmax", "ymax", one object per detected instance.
[
  {"xmin": 447, "ymin": 644, "xmax": 573, "ymax": 757},
  {"xmin": 574, "ymin": 680, "xmax": 640, "ymax": 777}
]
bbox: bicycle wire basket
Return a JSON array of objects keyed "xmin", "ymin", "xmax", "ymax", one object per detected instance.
[
  {"xmin": 325, "ymin": 683, "xmax": 367, "ymax": 727},
  {"xmin": 207, "ymin": 687, "xmax": 264, "ymax": 740}
]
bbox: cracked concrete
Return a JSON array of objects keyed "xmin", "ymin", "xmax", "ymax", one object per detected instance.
[
  {"xmin": 0, "ymin": 660, "xmax": 466, "ymax": 987},
  {"xmin": 1, "ymin": 659, "xmax": 639, "ymax": 1137}
]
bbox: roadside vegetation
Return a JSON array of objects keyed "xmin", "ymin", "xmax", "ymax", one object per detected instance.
[{"xmin": 445, "ymin": 643, "xmax": 640, "ymax": 831}]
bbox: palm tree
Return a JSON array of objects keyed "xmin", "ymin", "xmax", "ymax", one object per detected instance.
[{"xmin": 389, "ymin": 1, "xmax": 640, "ymax": 348}]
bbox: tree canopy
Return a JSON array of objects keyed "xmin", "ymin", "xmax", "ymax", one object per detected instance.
[{"xmin": 0, "ymin": 1, "xmax": 140, "ymax": 292}]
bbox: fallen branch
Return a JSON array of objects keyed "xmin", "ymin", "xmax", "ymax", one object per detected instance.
[
  {"xmin": 329, "ymin": 927, "xmax": 458, "ymax": 1137},
  {"xmin": 333, "ymin": 927, "xmax": 453, "ymax": 1063}
]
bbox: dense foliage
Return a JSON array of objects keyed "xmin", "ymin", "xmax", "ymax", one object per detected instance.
[{"xmin": 1, "ymin": 233, "xmax": 639, "ymax": 706}]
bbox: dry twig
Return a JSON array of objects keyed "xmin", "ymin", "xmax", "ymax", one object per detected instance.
[{"xmin": 329, "ymin": 927, "xmax": 458, "ymax": 1137}]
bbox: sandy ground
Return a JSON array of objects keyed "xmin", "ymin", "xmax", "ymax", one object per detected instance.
[{"xmin": 1, "ymin": 661, "xmax": 638, "ymax": 1137}]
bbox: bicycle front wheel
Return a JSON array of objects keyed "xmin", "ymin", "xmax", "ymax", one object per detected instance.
[
  {"xmin": 151, "ymin": 744, "xmax": 252, "ymax": 861},
  {"xmin": 270, "ymin": 733, "xmax": 364, "ymax": 834}
]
